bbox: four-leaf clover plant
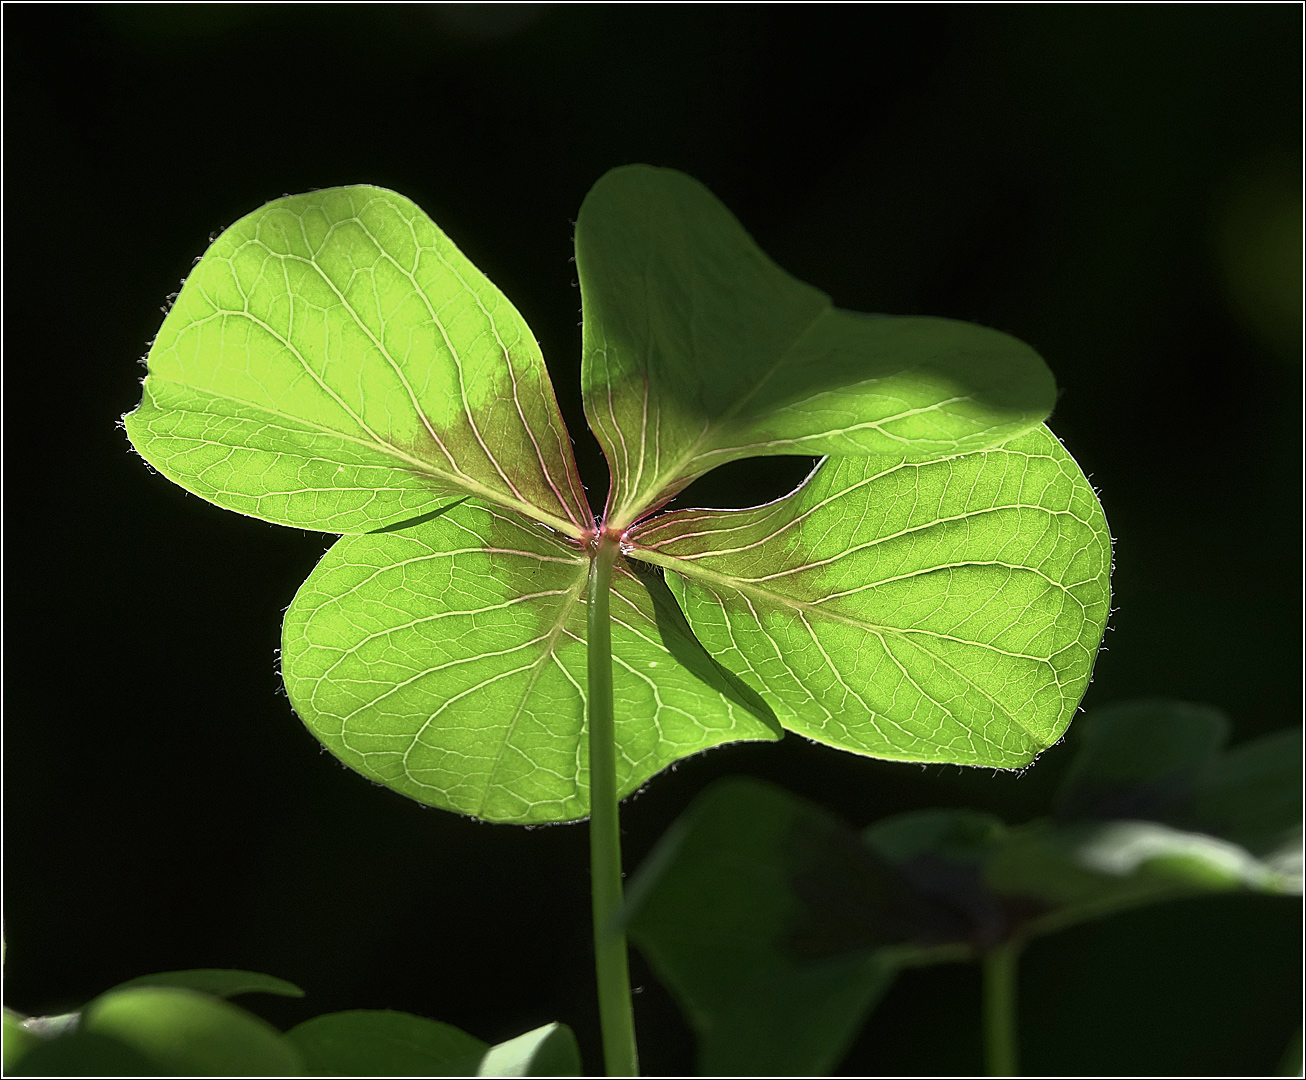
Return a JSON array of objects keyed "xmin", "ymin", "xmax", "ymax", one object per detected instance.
[{"xmin": 123, "ymin": 165, "xmax": 1111, "ymax": 1075}]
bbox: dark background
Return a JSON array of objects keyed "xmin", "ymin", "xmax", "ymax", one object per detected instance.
[{"xmin": 5, "ymin": 4, "xmax": 1301, "ymax": 1076}]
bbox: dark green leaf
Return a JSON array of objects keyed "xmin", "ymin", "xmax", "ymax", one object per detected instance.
[
  {"xmin": 1055, "ymin": 699, "xmax": 1230, "ymax": 823},
  {"xmin": 286, "ymin": 1010, "xmax": 486, "ymax": 1077},
  {"xmin": 10, "ymin": 1032, "xmax": 162, "ymax": 1077},
  {"xmin": 863, "ymin": 809, "xmax": 1014, "ymax": 947},
  {"xmin": 4, "ymin": 1009, "xmax": 46, "ymax": 1074},
  {"xmin": 633, "ymin": 710, "xmax": 1300, "ymax": 1072},
  {"xmin": 989, "ymin": 817, "xmax": 1299, "ymax": 940},
  {"xmin": 626, "ymin": 778, "xmax": 963, "ymax": 1076},
  {"xmin": 1186, "ymin": 727, "xmax": 1303, "ymax": 858}
]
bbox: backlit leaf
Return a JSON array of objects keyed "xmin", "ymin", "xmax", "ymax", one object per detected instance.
[
  {"xmin": 125, "ymin": 186, "xmax": 591, "ymax": 536},
  {"xmin": 122, "ymin": 172, "xmax": 1112, "ymax": 821},
  {"xmin": 478, "ymin": 1022, "xmax": 582, "ymax": 1077},
  {"xmin": 630, "ymin": 425, "xmax": 1111, "ymax": 768},
  {"xmin": 281, "ymin": 501, "xmax": 779, "ymax": 823},
  {"xmin": 577, "ymin": 166, "xmax": 1057, "ymax": 527}
]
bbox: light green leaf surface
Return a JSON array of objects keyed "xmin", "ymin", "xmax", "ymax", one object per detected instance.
[
  {"xmin": 125, "ymin": 186, "xmax": 591, "ymax": 536},
  {"xmin": 81, "ymin": 986, "xmax": 301, "ymax": 1076},
  {"xmin": 477, "ymin": 1022, "xmax": 582, "ymax": 1077},
  {"xmin": 105, "ymin": 968, "xmax": 305, "ymax": 1001},
  {"xmin": 286, "ymin": 1010, "xmax": 486, "ymax": 1077},
  {"xmin": 281, "ymin": 500, "xmax": 779, "ymax": 823},
  {"xmin": 577, "ymin": 166, "xmax": 1057, "ymax": 527},
  {"xmin": 630, "ymin": 425, "xmax": 1111, "ymax": 768}
]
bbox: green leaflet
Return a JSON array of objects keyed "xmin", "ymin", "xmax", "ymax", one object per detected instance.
[
  {"xmin": 125, "ymin": 186, "xmax": 590, "ymax": 536},
  {"xmin": 281, "ymin": 500, "xmax": 779, "ymax": 824},
  {"xmin": 630, "ymin": 425, "xmax": 1111, "ymax": 768},
  {"xmin": 577, "ymin": 166, "xmax": 1056, "ymax": 528}
]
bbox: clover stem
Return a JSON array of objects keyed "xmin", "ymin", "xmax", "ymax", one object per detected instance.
[
  {"xmin": 983, "ymin": 939, "xmax": 1022, "ymax": 1077},
  {"xmin": 587, "ymin": 530, "xmax": 639, "ymax": 1077}
]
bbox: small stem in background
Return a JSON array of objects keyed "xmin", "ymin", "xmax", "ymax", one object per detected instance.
[
  {"xmin": 983, "ymin": 940, "xmax": 1022, "ymax": 1077},
  {"xmin": 587, "ymin": 532, "xmax": 639, "ymax": 1077}
]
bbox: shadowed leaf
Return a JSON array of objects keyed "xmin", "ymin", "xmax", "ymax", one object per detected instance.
[
  {"xmin": 1055, "ymin": 699, "xmax": 1229, "ymax": 823},
  {"xmin": 286, "ymin": 1010, "xmax": 486, "ymax": 1077},
  {"xmin": 626, "ymin": 777, "xmax": 962, "ymax": 1077},
  {"xmin": 632, "ymin": 707, "xmax": 1301, "ymax": 1074},
  {"xmin": 577, "ymin": 166, "xmax": 1057, "ymax": 527},
  {"xmin": 625, "ymin": 559, "xmax": 782, "ymax": 738}
]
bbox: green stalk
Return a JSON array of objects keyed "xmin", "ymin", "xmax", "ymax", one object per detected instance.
[
  {"xmin": 587, "ymin": 532, "xmax": 639, "ymax": 1077},
  {"xmin": 983, "ymin": 940, "xmax": 1021, "ymax": 1077}
]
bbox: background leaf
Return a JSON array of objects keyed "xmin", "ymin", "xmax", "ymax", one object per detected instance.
[
  {"xmin": 630, "ymin": 702, "xmax": 1301, "ymax": 1075},
  {"xmin": 9, "ymin": 1031, "xmax": 163, "ymax": 1077},
  {"xmin": 630, "ymin": 424, "xmax": 1111, "ymax": 768},
  {"xmin": 625, "ymin": 778, "xmax": 963, "ymax": 1076},
  {"xmin": 477, "ymin": 1021, "xmax": 582, "ymax": 1077},
  {"xmin": 281, "ymin": 500, "xmax": 779, "ymax": 823},
  {"xmin": 577, "ymin": 166, "xmax": 1056, "ymax": 526},
  {"xmin": 1053, "ymin": 702, "xmax": 1304, "ymax": 867},
  {"xmin": 286, "ymin": 1009, "xmax": 487, "ymax": 1077},
  {"xmin": 104, "ymin": 968, "xmax": 305, "ymax": 1001},
  {"xmin": 79, "ymin": 986, "xmax": 302, "ymax": 1076},
  {"xmin": 1186, "ymin": 727, "xmax": 1303, "ymax": 859},
  {"xmin": 125, "ymin": 186, "xmax": 591, "ymax": 537},
  {"xmin": 1054, "ymin": 699, "xmax": 1230, "ymax": 823},
  {"xmin": 4, "ymin": 1009, "xmax": 46, "ymax": 1074}
]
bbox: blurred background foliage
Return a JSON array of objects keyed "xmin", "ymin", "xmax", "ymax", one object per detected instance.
[{"xmin": 4, "ymin": 4, "xmax": 1299, "ymax": 1075}]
